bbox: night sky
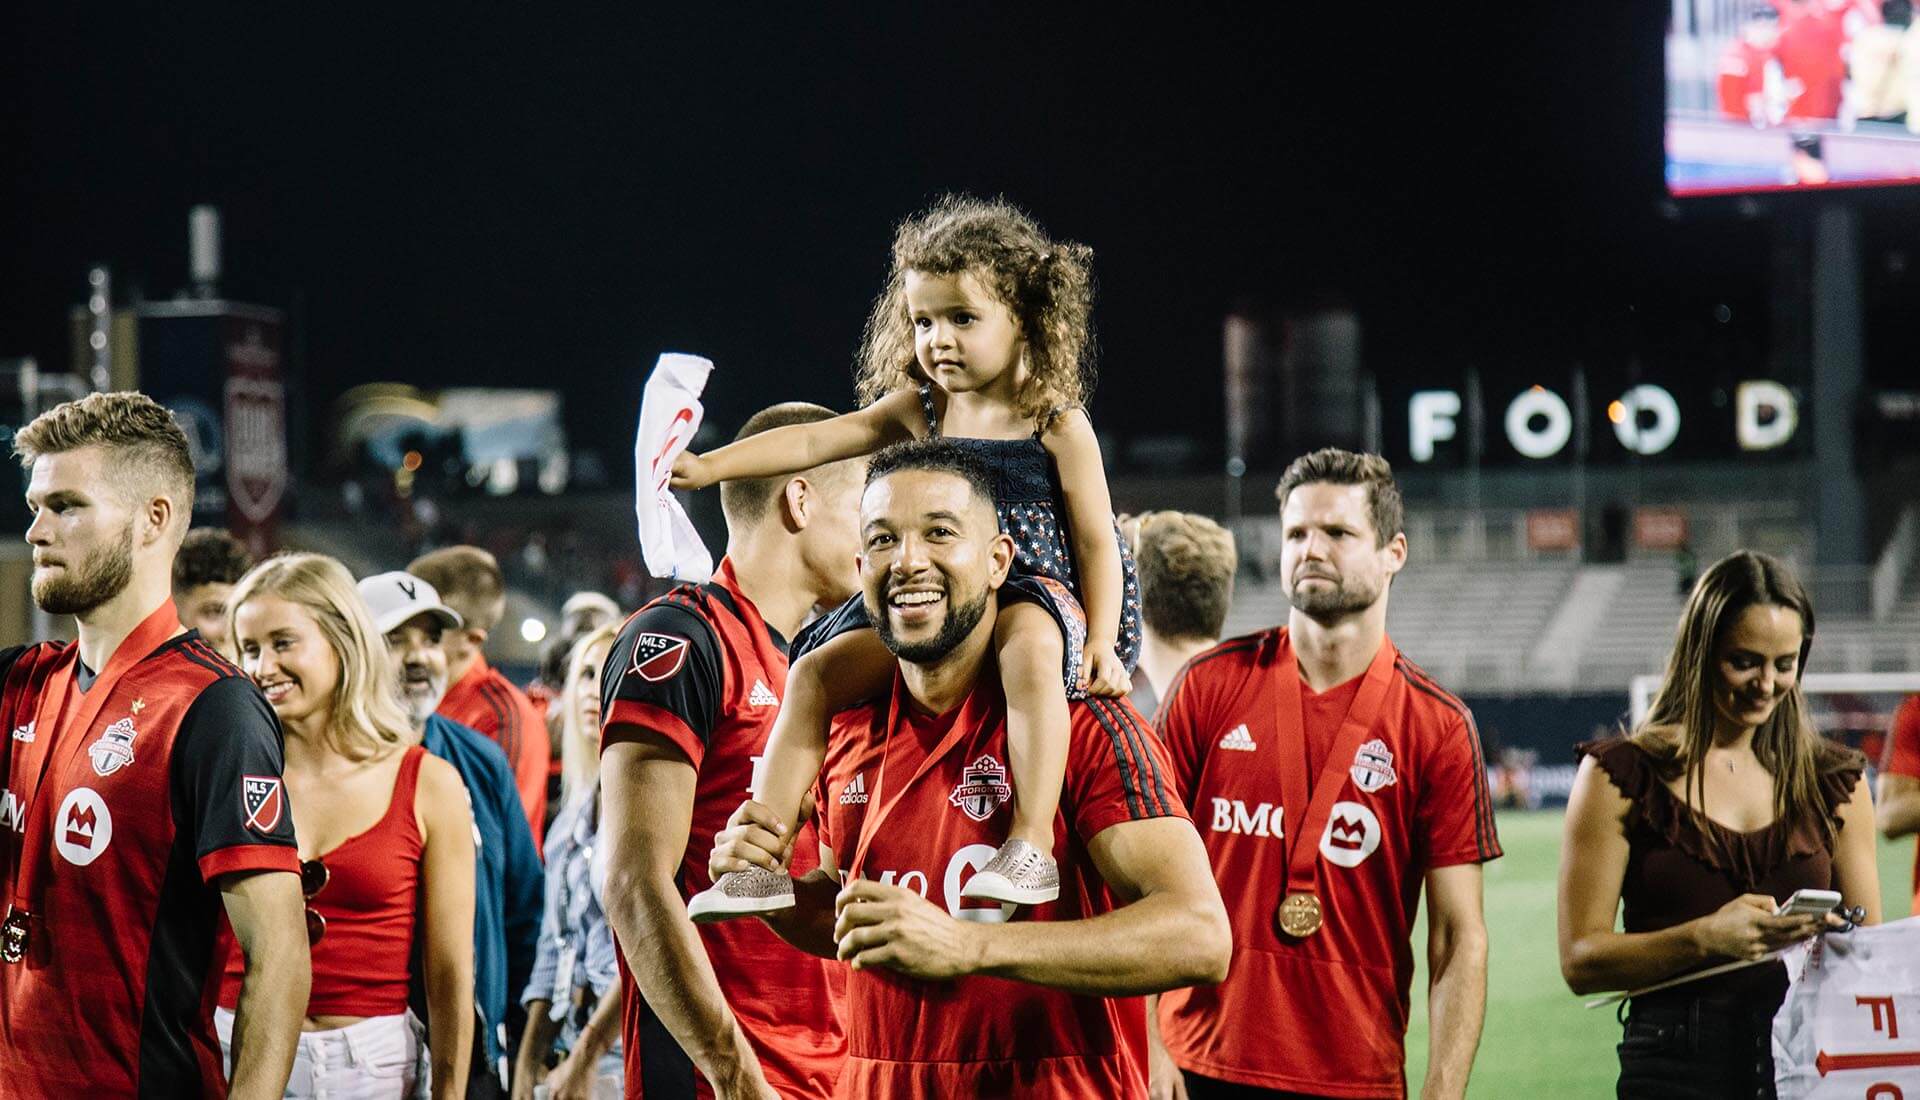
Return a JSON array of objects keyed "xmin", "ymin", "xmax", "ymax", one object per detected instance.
[{"xmin": 5, "ymin": 5, "xmax": 1916, "ymax": 477}]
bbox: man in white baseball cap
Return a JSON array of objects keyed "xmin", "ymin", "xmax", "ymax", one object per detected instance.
[{"xmin": 358, "ymin": 569, "xmax": 544, "ymax": 1097}]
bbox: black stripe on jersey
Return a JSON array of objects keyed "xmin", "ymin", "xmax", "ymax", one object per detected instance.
[
  {"xmin": 1395, "ymin": 659, "xmax": 1498, "ymax": 861},
  {"xmin": 1398, "ymin": 658, "xmax": 1498, "ymax": 859},
  {"xmin": 1085, "ymin": 699, "xmax": 1144, "ymax": 818},
  {"xmin": 175, "ymin": 641, "xmax": 237, "ymax": 682},
  {"xmin": 1090, "ymin": 698, "xmax": 1173, "ymax": 818},
  {"xmin": 479, "ymin": 681, "xmax": 521, "ymax": 765},
  {"xmin": 1086, "ymin": 699, "xmax": 1150, "ymax": 819},
  {"xmin": 182, "ymin": 639, "xmax": 243, "ymax": 678},
  {"xmin": 1157, "ymin": 634, "xmax": 1264, "ymax": 715}
]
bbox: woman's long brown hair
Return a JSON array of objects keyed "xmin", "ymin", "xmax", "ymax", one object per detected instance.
[{"xmin": 1631, "ymin": 550, "xmax": 1829, "ymax": 846}]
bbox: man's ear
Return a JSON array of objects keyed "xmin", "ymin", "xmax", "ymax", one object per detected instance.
[
  {"xmin": 1382, "ymin": 531, "xmax": 1409, "ymax": 579},
  {"xmin": 780, "ymin": 477, "xmax": 811, "ymax": 533},
  {"xmin": 139, "ymin": 492, "xmax": 178, "ymax": 550},
  {"xmin": 987, "ymin": 531, "xmax": 1017, "ymax": 589}
]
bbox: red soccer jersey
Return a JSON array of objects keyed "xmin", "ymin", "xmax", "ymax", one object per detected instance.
[
  {"xmin": 439, "ymin": 654, "xmax": 549, "ymax": 846},
  {"xmin": 0, "ymin": 623, "xmax": 300, "ymax": 1096},
  {"xmin": 814, "ymin": 674, "xmax": 1184, "ymax": 1099},
  {"xmin": 1154, "ymin": 628, "xmax": 1500, "ymax": 1099},
  {"xmin": 1878, "ymin": 695, "xmax": 1920, "ymax": 913},
  {"xmin": 601, "ymin": 559, "xmax": 844, "ymax": 1099},
  {"xmin": 1718, "ymin": 38, "xmax": 1772, "ymax": 121},
  {"xmin": 1774, "ymin": 0, "xmax": 1851, "ymax": 120}
]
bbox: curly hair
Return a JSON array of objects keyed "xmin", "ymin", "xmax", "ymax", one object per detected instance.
[
  {"xmin": 855, "ymin": 195, "xmax": 1096, "ymax": 422},
  {"xmin": 174, "ymin": 528, "xmax": 255, "ymax": 591}
]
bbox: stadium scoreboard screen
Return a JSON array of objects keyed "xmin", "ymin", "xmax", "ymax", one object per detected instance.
[{"xmin": 1667, "ymin": 2, "xmax": 1920, "ymax": 195}]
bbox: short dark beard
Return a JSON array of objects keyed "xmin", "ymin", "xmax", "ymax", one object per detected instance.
[
  {"xmin": 1286, "ymin": 573, "xmax": 1383, "ymax": 621},
  {"xmin": 33, "ymin": 521, "xmax": 135, "ymax": 616},
  {"xmin": 870, "ymin": 584, "xmax": 992, "ymax": 665}
]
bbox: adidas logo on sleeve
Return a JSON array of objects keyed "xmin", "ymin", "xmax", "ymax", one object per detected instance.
[
  {"xmin": 838, "ymin": 772, "xmax": 869, "ymax": 805},
  {"xmin": 748, "ymin": 680, "xmax": 779, "ymax": 707},
  {"xmin": 1218, "ymin": 724, "xmax": 1257, "ymax": 752}
]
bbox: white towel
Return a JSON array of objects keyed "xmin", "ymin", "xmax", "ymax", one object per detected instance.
[
  {"xmin": 1773, "ymin": 917, "xmax": 1920, "ymax": 1098},
  {"xmin": 634, "ymin": 353, "xmax": 715, "ymax": 581}
]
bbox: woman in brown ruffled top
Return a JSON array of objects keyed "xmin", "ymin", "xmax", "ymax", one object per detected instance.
[{"xmin": 1557, "ymin": 550, "xmax": 1879, "ymax": 1099}]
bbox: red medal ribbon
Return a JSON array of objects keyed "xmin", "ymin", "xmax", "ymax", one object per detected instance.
[
  {"xmin": 846, "ymin": 676, "xmax": 997, "ymax": 884},
  {"xmin": 1273, "ymin": 630, "xmax": 1399, "ymax": 922},
  {"xmin": 4, "ymin": 602, "xmax": 182, "ymax": 959}
]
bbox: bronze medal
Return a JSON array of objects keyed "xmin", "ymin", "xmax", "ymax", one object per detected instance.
[
  {"xmin": 1277, "ymin": 891, "xmax": 1323, "ymax": 938},
  {"xmin": 1, "ymin": 908, "xmax": 30, "ymax": 963}
]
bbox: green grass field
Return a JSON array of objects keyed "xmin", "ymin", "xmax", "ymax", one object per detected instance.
[{"xmin": 1398, "ymin": 810, "xmax": 1913, "ymax": 1098}]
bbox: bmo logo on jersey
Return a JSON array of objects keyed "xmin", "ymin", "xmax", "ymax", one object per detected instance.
[
  {"xmin": 1319, "ymin": 800, "xmax": 1381, "ymax": 868},
  {"xmin": 868, "ymin": 844, "xmax": 1015, "ymax": 924},
  {"xmin": 1209, "ymin": 799, "xmax": 1282, "ymax": 838},
  {"xmin": 55, "ymin": 787, "xmax": 112, "ymax": 866}
]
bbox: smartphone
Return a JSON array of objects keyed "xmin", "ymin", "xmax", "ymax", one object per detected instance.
[{"xmin": 1774, "ymin": 889, "xmax": 1842, "ymax": 917}]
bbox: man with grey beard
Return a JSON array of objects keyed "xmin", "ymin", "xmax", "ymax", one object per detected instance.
[{"xmin": 359, "ymin": 570, "xmax": 544, "ymax": 1098}]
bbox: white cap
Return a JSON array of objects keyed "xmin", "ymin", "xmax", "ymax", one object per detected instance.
[
  {"xmin": 561, "ymin": 591, "xmax": 620, "ymax": 622},
  {"xmin": 358, "ymin": 571, "xmax": 464, "ymax": 635}
]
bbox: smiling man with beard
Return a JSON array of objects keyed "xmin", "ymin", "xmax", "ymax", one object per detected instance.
[
  {"xmin": 0, "ymin": 391, "xmax": 309, "ymax": 1097},
  {"xmin": 1148, "ymin": 448, "xmax": 1501, "ymax": 1100},
  {"xmin": 706, "ymin": 437, "xmax": 1230, "ymax": 1099},
  {"xmin": 358, "ymin": 569, "xmax": 544, "ymax": 1097}
]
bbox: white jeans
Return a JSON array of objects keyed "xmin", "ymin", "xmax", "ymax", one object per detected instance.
[{"xmin": 214, "ymin": 1007, "xmax": 423, "ymax": 1099}]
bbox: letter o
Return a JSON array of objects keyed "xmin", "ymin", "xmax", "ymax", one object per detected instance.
[
  {"xmin": 1612, "ymin": 384, "xmax": 1680, "ymax": 455},
  {"xmin": 1505, "ymin": 389, "xmax": 1572, "ymax": 460}
]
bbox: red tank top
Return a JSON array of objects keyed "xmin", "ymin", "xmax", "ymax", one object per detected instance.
[{"xmin": 220, "ymin": 745, "xmax": 427, "ymax": 1017}]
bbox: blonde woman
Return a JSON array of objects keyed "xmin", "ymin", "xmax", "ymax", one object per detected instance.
[
  {"xmin": 1558, "ymin": 550, "xmax": 1878, "ymax": 1099},
  {"xmin": 515, "ymin": 624, "xmax": 623, "ymax": 1100},
  {"xmin": 218, "ymin": 552, "xmax": 475, "ymax": 1100}
]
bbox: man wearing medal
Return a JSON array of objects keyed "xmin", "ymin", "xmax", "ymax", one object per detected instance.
[
  {"xmin": 1152, "ymin": 449, "xmax": 1500, "ymax": 1100},
  {"xmin": 0, "ymin": 393, "xmax": 309, "ymax": 1097},
  {"xmin": 705, "ymin": 438, "xmax": 1232, "ymax": 1098}
]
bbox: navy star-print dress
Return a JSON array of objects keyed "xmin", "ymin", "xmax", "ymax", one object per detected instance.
[{"xmin": 793, "ymin": 386, "xmax": 1143, "ymax": 695}]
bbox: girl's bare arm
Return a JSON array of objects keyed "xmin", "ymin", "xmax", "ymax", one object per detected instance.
[{"xmin": 673, "ymin": 388, "xmax": 922, "ymax": 488}]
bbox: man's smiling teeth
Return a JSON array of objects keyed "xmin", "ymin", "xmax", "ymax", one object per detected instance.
[{"xmin": 891, "ymin": 591, "xmax": 941, "ymax": 607}]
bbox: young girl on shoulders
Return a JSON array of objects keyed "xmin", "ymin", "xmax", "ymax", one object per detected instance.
[{"xmin": 674, "ymin": 194, "xmax": 1141, "ymax": 915}]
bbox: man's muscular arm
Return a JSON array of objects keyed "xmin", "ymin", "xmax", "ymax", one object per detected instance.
[{"xmin": 601, "ymin": 738, "xmax": 777, "ymax": 1100}]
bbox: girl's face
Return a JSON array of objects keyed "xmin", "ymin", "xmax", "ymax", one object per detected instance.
[
  {"xmin": 235, "ymin": 593, "xmax": 341, "ymax": 729},
  {"xmin": 905, "ymin": 269, "xmax": 1024, "ymax": 396},
  {"xmin": 1710, "ymin": 602, "xmax": 1804, "ymax": 735}
]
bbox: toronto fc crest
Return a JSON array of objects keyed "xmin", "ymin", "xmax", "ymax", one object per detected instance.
[
  {"xmin": 88, "ymin": 717, "xmax": 139, "ymax": 777},
  {"xmin": 949, "ymin": 755, "xmax": 1013, "ymax": 822},
  {"xmin": 1350, "ymin": 738, "xmax": 1397, "ymax": 794}
]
